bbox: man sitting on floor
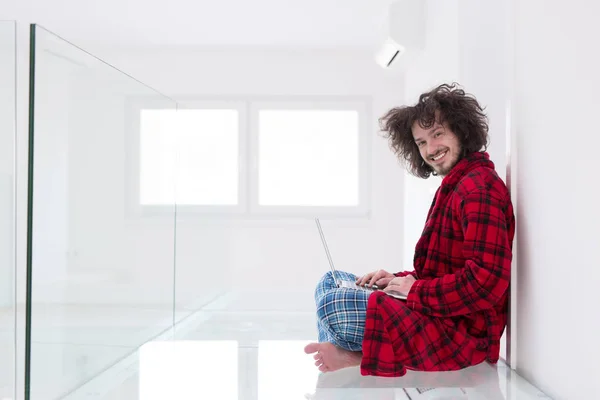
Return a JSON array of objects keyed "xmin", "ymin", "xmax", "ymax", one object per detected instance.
[{"xmin": 304, "ymin": 83, "xmax": 515, "ymax": 377}]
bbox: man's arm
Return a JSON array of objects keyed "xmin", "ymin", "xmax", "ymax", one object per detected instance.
[{"xmin": 405, "ymin": 190, "xmax": 512, "ymax": 317}]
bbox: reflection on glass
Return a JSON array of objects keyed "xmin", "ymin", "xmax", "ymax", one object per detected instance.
[
  {"xmin": 258, "ymin": 340, "xmax": 320, "ymax": 400},
  {"xmin": 139, "ymin": 341, "xmax": 238, "ymax": 400},
  {"xmin": 27, "ymin": 24, "xmax": 177, "ymax": 399},
  {"xmin": 0, "ymin": 20, "xmax": 16, "ymax": 400}
]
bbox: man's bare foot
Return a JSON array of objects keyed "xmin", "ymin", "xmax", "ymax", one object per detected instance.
[{"xmin": 304, "ymin": 342, "xmax": 362, "ymax": 373}]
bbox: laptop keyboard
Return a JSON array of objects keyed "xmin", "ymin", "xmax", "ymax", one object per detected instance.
[{"xmin": 339, "ymin": 280, "xmax": 376, "ymax": 292}]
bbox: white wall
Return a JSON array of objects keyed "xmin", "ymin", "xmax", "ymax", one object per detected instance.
[
  {"xmin": 0, "ymin": 23, "xmax": 16, "ymax": 308},
  {"xmin": 400, "ymin": 0, "xmax": 461, "ymax": 273},
  {"xmin": 513, "ymin": 1, "xmax": 600, "ymax": 399},
  {"xmin": 0, "ymin": 19, "xmax": 16, "ymax": 400},
  {"xmin": 456, "ymin": 0, "xmax": 513, "ymax": 365},
  {"xmin": 458, "ymin": 0, "xmax": 510, "ymax": 184}
]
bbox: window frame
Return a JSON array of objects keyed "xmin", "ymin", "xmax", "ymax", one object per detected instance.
[
  {"xmin": 126, "ymin": 96, "xmax": 371, "ymax": 219},
  {"xmin": 126, "ymin": 99, "xmax": 248, "ymax": 218}
]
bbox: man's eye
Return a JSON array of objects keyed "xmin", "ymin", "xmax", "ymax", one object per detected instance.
[
  {"xmin": 434, "ymin": 131, "xmax": 442, "ymax": 137},
  {"xmin": 417, "ymin": 142, "xmax": 425, "ymax": 147}
]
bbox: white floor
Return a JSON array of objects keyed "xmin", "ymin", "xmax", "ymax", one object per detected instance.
[
  {"xmin": 4, "ymin": 291, "xmax": 552, "ymax": 400},
  {"xmin": 95, "ymin": 344, "xmax": 548, "ymax": 400}
]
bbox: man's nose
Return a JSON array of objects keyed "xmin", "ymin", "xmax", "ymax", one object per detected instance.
[{"xmin": 427, "ymin": 143, "xmax": 438, "ymax": 157}]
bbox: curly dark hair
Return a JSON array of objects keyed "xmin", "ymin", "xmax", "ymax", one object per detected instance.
[{"xmin": 379, "ymin": 83, "xmax": 489, "ymax": 178}]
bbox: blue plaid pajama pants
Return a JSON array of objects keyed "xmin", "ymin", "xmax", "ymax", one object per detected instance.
[{"xmin": 314, "ymin": 271, "xmax": 369, "ymax": 352}]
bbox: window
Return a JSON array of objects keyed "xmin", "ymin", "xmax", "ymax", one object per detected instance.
[
  {"xmin": 139, "ymin": 109, "xmax": 178, "ymax": 206},
  {"xmin": 139, "ymin": 107, "xmax": 241, "ymax": 207},
  {"xmin": 257, "ymin": 109, "xmax": 359, "ymax": 207},
  {"xmin": 132, "ymin": 98, "xmax": 370, "ymax": 217}
]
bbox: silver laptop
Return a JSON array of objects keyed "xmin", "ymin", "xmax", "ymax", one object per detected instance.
[
  {"xmin": 315, "ymin": 218, "xmax": 407, "ymax": 300},
  {"xmin": 315, "ymin": 218, "xmax": 377, "ymax": 293}
]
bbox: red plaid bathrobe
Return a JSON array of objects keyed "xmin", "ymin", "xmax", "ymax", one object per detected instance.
[{"xmin": 360, "ymin": 151, "xmax": 515, "ymax": 377}]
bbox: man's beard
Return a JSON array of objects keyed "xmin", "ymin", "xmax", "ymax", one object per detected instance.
[
  {"xmin": 435, "ymin": 157, "xmax": 457, "ymax": 176},
  {"xmin": 430, "ymin": 147, "xmax": 462, "ymax": 176}
]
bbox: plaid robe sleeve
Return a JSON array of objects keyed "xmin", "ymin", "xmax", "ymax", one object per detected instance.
[
  {"xmin": 394, "ymin": 270, "xmax": 416, "ymax": 278},
  {"xmin": 405, "ymin": 190, "xmax": 512, "ymax": 317}
]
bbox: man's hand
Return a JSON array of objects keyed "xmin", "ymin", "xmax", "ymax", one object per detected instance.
[
  {"xmin": 355, "ymin": 269, "xmax": 395, "ymax": 288},
  {"xmin": 383, "ymin": 275, "xmax": 417, "ymax": 296}
]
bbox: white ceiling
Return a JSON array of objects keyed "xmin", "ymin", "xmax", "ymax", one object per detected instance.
[{"xmin": 4, "ymin": 0, "xmax": 395, "ymax": 48}]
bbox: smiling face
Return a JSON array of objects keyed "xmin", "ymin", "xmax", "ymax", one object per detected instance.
[{"xmin": 412, "ymin": 118, "xmax": 463, "ymax": 177}]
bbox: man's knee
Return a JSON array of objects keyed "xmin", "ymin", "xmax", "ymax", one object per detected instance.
[
  {"xmin": 314, "ymin": 271, "xmax": 336, "ymax": 299},
  {"xmin": 318, "ymin": 271, "xmax": 335, "ymax": 285}
]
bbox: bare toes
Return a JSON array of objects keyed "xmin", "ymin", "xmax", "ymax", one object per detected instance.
[{"xmin": 304, "ymin": 343, "xmax": 320, "ymax": 354}]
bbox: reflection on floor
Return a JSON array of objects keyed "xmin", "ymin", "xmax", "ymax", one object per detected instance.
[
  {"xmin": 20, "ymin": 303, "xmax": 195, "ymax": 400},
  {"xmin": 13, "ymin": 290, "xmax": 225, "ymax": 399},
  {"xmin": 92, "ymin": 339, "xmax": 550, "ymax": 400},
  {"xmin": 65, "ymin": 310, "xmax": 549, "ymax": 399},
  {"xmin": 11, "ymin": 291, "xmax": 552, "ymax": 400}
]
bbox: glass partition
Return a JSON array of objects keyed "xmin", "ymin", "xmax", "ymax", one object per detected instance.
[
  {"xmin": 0, "ymin": 20, "xmax": 16, "ymax": 400},
  {"xmin": 26, "ymin": 25, "xmax": 178, "ymax": 399}
]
